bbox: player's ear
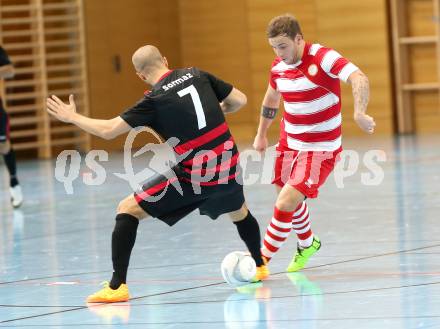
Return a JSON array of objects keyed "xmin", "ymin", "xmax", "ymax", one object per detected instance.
[
  {"xmin": 136, "ymin": 72, "xmax": 147, "ymax": 82},
  {"xmin": 163, "ymin": 57, "xmax": 169, "ymax": 68}
]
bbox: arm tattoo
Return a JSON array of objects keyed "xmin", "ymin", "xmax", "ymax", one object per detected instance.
[
  {"xmin": 261, "ymin": 106, "xmax": 278, "ymax": 119},
  {"xmin": 352, "ymin": 73, "xmax": 370, "ymax": 114}
]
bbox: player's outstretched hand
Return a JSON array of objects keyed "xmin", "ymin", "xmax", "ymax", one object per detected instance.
[
  {"xmin": 354, "ymin": 112, "xmax": 376, "ymax": 134},
  {"xmin": 253, "ymin": 134, "xmax": 268, "ymax": 153},
  {"xmin": 46, "ymin": 94, "xmax": 77, "ymax": 123}
]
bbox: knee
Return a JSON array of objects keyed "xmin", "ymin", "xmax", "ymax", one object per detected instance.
[
  {"xmin": 117, "ymin": 197, "xmax": 133, "ymax": 215},
  {"xmin": 276, "ymin": 186, "xmax": 304, "ymax": 212},
  {"xmin": 117, "ymin": 199, "xmax": 127, "ymax": 214},
  {"xmin": 275, "ymin": 198, "xmax": 294, "ymax": 212},
  {"xmin": 117, "ymin": 195, "xmax": 149, "ymax": 220},
  {"xmin": 228, "ymin": 203, "xmax": 248, "ymax": 222}
]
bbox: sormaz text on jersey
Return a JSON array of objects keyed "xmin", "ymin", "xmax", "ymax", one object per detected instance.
[{"xmin": 162, "ymin": 73, "xmax": 194, "ymax": 91}]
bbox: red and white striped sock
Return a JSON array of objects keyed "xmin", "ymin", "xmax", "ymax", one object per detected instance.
[
  {"xmin": 261, "ymin": 207, "xmax": 294, "ymax": 261},
  {"xmin": 291, "ymin": 201, "xmax": 314, "ymax": 248}
]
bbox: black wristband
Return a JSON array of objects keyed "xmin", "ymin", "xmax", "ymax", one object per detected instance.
[{"xmin": 261, "ymin": 106, "xmax": 278, "ymax": 119}]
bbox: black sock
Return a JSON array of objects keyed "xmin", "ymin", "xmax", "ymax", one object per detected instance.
[
  {"xmin": 109, "ymin": 213, "xmax": 139, "ymax": 289},
  {"xmin": 234, "ymin": 211, "xmax": 264, "ymax": 266},
  {"xmin": 3, "ymin": 148, "xmax": 19, "ymax": 187}
]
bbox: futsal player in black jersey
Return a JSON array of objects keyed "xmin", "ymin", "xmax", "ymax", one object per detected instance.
[
  {"xmin": 47, "ymin": 45, "xmax": 269, "ymax": 303},
  {"xmin": 0, "ymin": 46, "xmax": 23, "ymax": 208}
]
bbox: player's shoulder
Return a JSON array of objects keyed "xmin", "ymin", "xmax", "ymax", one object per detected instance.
[
  {"xmin": 179, "ymin": 67, "xmax": 223, "ymax": 84},
  {"xmin": 186, "ymin": 66, "xmax": 215, "ymax": 80},
  {"xmin": 174, "ymin": 66, "xmax": 202, "ymax": 78},
  {"xmin": 150, "ymin": 68, "xmax": 197, "ymax": 94},
  {"xmin": 167, "ymin": 67, "xmax": 206, "ymax": 83},
  {"xmin": 307, "ymin": 43, "xmax": 339, "ymax": 60}
]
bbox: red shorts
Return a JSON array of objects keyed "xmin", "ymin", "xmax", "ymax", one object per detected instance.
[{"xmin": 272, "ymin": 143, "xmax": 342, "ymax": 198}]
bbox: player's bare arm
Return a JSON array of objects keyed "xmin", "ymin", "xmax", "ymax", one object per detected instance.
[
  {"xmin": 0, "ymin": 64, "xmax": 14, "ymax": 79},
  {"xmin": 253, "ymin": 84, "xmax": 281, "ymax": 152},
  {"xmin": 220, "ymin": 87, "xmax": 247, "ymax": 113},
  {"xmin": 46, "ymin": 94, "xmax": 131, "ymax": 140},
  {"xmin": 348, "ymin": 69, "xmax": 376, "ymax": 134}
]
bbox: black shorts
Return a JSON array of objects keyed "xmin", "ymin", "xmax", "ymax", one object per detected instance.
[
  {"xmin": 134, "ymin": 167, "xmax": 245, "ymax": 226},
  {"xmin": 0, "ymin": 102, "xmax": 10, "ymax": 143}
]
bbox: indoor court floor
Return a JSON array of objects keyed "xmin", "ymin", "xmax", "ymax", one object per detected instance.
[{"xmin": 0, "ymin": 135, "xmax": 439, "ymax": 328}]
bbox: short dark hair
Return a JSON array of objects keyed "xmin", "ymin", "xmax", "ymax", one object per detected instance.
[{"xmin": 267, "ymin": 14, "xmax": 303, "ymax": 39}]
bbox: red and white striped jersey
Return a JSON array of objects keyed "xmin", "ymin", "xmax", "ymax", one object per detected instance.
[{"xmin": 269, "ymin": 43, "xmax": 359, "ymax": 151}]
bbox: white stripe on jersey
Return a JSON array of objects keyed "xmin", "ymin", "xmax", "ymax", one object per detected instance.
[
  {"xmin": 284, "ymin": 93, "xmax": 339, "ymax": 115},
  {"xmin": 284, "ymin": 113, "xmax": 342, "ymax": 134},
  {"xmin": 338, "ymin": 62, "xmax": 359, "ymax": 82},
  {"xmin": 276, "ymin": 77, "xmax": 318, "ymax": 92},
  {"xmin": 309, "ymin": 44, "xmax": 322, "ymax": 56},
  {"xmin": 269, "ymin": 43, "xmax": 357, "ymax": 151},
  {"xmin": 321, "ymin": 50, "xmax": 342, "ymax": 73},
  {"xmin": 287, "ymin": 136, "xmax": 342, "ymax": 151}
]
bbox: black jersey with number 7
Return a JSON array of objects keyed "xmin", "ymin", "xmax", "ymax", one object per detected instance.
[{"xmin": 120, "ymin": 67, "xmax": 240, "ymax": 185}]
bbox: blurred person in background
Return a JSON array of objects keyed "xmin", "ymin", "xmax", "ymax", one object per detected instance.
[{"xmin": 0, "ymin": 45, "xmax": 23, "ymax": 208}]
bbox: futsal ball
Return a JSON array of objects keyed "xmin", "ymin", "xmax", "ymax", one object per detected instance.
[{"xmin": 221, "ymin": 251, "xmax": 256, "ymax": 286}]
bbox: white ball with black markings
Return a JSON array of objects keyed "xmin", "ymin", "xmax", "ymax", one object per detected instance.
[{"xmin": 221, "ymin": 251, "xmax": 256, "ymax": 286}]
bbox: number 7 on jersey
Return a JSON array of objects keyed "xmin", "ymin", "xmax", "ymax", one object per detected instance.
[{"xmin": 177, "ymin": 85, "xmax": 207, "ymax": 130}]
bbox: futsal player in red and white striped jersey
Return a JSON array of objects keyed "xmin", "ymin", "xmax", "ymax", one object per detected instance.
[{"xmin": 253, "ymin": 14, "xmax": 376, "ymax": 272}]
